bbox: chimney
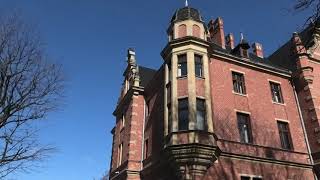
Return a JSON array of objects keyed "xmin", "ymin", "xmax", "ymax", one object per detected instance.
[
  {"xmin": 208, "ymin": 17, "xmax": 225, "ymax": 49},
  {"xmin": 252, "ymin": 43, "xmax": 264, "ymax": 58},
  {"xmin": 226, "ymin": 33, "xmax": 235, "ymax": 49}
]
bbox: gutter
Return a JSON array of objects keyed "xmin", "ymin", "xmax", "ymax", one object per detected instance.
[{"xmin": 141, "ymin": 98, "xmax": 146, "ymax": 171}]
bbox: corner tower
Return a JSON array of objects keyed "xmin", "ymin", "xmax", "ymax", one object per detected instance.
[{"xmin": 161, "ymin": 5, "xmax": 220, "ymax": 180}]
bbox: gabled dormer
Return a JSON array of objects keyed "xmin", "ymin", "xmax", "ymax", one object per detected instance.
[{"xmin": 233, "ymin": 34, "xmax": 250, "ymax": 58}]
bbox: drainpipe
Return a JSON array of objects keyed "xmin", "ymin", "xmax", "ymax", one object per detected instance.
[
  {"xmin": 141, "ymin": 98, "xmax": 146, "ymax": 171},
  {"xmin": 292, "ymin": 80, "xmax": 317, "ymax": 180}
]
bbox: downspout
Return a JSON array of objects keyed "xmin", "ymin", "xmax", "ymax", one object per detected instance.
[
  {"xmin": 292, "ymin": 80, "xmax": 317, "ymax": 180},
  {"xmin": 141, "ymin": 98, "xmax": 146, "ymax": 171}
]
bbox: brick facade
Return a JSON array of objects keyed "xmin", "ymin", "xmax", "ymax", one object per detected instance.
[{"xmin": 109, "ymin": 5, "xmax": 318, "ymax": 180}]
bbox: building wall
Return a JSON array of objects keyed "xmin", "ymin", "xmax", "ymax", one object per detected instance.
[
  {"xmin": 204, "ymin": 157, "xmax": 314, "ymax": 180},
  {"xmin": 210, "ymin": 56, "xmax": 308, "ymax": 153}
]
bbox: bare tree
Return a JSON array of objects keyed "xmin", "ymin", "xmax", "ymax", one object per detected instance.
[
  {"xmin": 0, "ymin": 13, "xmax": 64, "ymax": 178},
  {"xmin": 294, "ymin": 0, "xmax": 320, "ymax": 24}
]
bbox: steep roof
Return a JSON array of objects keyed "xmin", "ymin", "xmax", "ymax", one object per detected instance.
[
  {"xmin": 139, "ymin": 66, "xmax": 157, "ymax": 87},
  {"xmin": 171, "ymin": 6, "xmax": 204, "ymax": 23},
  {"xmin": 268, "ymin": 23, "xmax": 315, "ymax": 71},
  {"xmin": 210, "ymin": 42, "xmax": 290, "ymax": 73}
]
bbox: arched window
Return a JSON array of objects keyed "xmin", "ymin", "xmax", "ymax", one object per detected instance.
[
  {"xmin": 192, "ymin": 24, "xmax": 201, "ymax": 38},
  {"xmin": 178, "ymin": 24, "xmax": 187, "ymax": 38}
]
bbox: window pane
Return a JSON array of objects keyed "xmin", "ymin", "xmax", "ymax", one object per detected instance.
[
  {"xmin": 196, "ymin": 99, "xmax": 206, "ymax": 130},
  {"xmin": 178, "ymin": 54, "xmax": 187, "ymax": 77},
  {"xmin": 195, "ymin": 55, "xmax": 203, "ymax": 77},
  {"xmin": 232, "ymin": 72, "xmax": 246, "ymax": 94},
  {"xmin": 237, "ymin": 113, "xmax": 252, "ymax": 143},
  {"xmin": 168, "ymin": 103, "xmax": 172, "ymax": 133},
  {"xmin": 240, "ymin": 176, "xmax": 250, "ymax": 180},
  {"xmin": 277, "ymin": 121, "xmax": 292, "ymax": 150},
  {"xmin": 253, "ymin": 178, "xmax": 263, "ymax": 180},
  {"xmin": 178, "ymin": 99, "xmax": 189, "ymax": 131},
  {"xmin": 270, "ymin": 82, "xmax": 283, "ymax": 103}
]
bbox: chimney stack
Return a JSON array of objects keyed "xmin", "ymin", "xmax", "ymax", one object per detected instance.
[
  {"xmin": 226, "ymin": 33, "xmax": 235, "ymax": 49},
  {"xmin": 252, "ymin": 43, "xmax": 264, "ymax": 58},
  {"xmin": 208, "ymin": 17, "xmax": 225, "ymax": 49}
]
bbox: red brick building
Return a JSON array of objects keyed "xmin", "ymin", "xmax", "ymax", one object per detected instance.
[{"xmin": 108, "ymin": 5, "xmax": 320, "ymax": 180}]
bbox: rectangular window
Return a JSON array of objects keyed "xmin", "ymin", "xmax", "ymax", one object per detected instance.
[
  {"xmin": 277, "ymin": 121, "xmax": 293, "ymax": 150},
  {"xmin": 168, "ymin": 103, "xmax": 172, "ymax": 133},
  {"xmin": 240, "ymin": 176, "xmax": 262, "ymax": 180},
  {"xmin": 121, "ymin": 114, "xmax": 125, "ymax": 129},
  {"xmin": 144, "ymin": 139, "xmax": 149, "ymax": 159},
  {"xmin": 195, "ymin": 54, "xmax": 203, "ymax": 77},
  {"xmin": 270, "ymin": 82, "xmax": 284, "ymax": 103},
  {"xmin": 237, "ymin": 113, "xmax": 252, "ymax": 144},
  {"xmin": 178, "ymin": 98, "xmax": 189, "ymax": 131},
  {"xmin": 117, "ymin": 143, "xmax": 123, "ymax": 167},
  {"xmin": 252, "ymin": 178, "xmax": 262, "ymax": 180},
  {"xmin": 168, "ymin": 62, "xmax": 172, "ymax": 82},
  {"xmin": 178, "ymin": 54, "xmax": 187, "ymax": 77},
  {"xmin": 232, "ymin": 72, "xmax": 246, "ymax": 94},
  {"xmin": 146, "ymin": 100, "xmax": 150, "ymax": 117},
  {"xmin": 240, "ymin": 176, "xmax": 251, "ymax": 180},
  {"xmin": 196, "ymin": 98, "xmax": 206, "ymax": 130}
]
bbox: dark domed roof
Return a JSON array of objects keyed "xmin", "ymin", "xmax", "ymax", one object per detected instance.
[{"xmin": 171, "ymin": 7, "xmax": 203, "ymax": 23}]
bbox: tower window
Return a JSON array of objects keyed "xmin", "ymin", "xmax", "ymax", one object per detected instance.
[
  {"xmin": 196, "ymin": 98, "xmax": 206, "ymax": 130},
  {"xmin": 168, "ymin": 63, "xmax": 172, "ymax": 82},
  {"xmin": 178, "ymin": 24, "xmax": 187, "ymax": 38},
  {"xmin": 178, "ymin": 54, "xmax": 187, "ymax": 77},
  {"xmin": 237, "ymin": 113, "xmax": 252, "ymax": 144},
  {"xmin": 178, "ymin": 98, "xmax": 189, "ymax": 131},
  {"xmin": 117, "ymin": 142, "xmax": 123, "ymax": 167},
  {"xmin": 270, "ymin": 82, "xmax": 283, "ymax": 103},
  {"xmin": 120, "ymin": 113, "xmax": 125, "ymax": 129},
  {"xmin": 277, "ymin": 121, "xmax": 293, "ymax": 150},
  {"xmin": 232, "ymin": 72, "xmax": 246, "ymax": 94},
  {"xmin": 195, "ymin": 54, "xmax": 203, "ymax": 77},
  {"xmin": 192, "ymin": 24, "xmax": 201, "ymax": 38},
  {"xmin": 144, "ymin": 139, "xmax": 149, "ymax": 159},
  {"xmin": 168, "ymin": 103, "xmax": 172, "ymax": 133}
]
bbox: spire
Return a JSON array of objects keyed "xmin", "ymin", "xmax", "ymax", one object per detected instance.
[
  {"xmin": 185, "ymin": 0, "xmax": 188, "ymax": 7},
  {"xmin": 127, "ymin": 48, "xmax": 136, "ymax": 66},
  {"xmin": 240, "ymin": 32, "xmax": 244, "ymax": 42}
]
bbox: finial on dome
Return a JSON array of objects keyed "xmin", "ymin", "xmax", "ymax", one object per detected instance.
[
  {"xmin": 185, "ymin": 0, "xmax": 188, "ymax": 7},
  {"xmin": 240, "ymin": 32, "xmax": 244, "ymax": 42}
]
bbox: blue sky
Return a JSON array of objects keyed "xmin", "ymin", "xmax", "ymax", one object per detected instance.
[{"xmin": 0, "ymin": 0, "xmax": 313, "ymax": 180}]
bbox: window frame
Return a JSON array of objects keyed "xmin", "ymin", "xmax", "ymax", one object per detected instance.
[
  {"xmin": 240, "ymin": 175, "xmax": 263, "ymax": 180},
  {"xmin": 196, "ymin": 98, "xmax": 206, "ymax": 130},
  {"xmin": 178, "ymin": 98, "xmax": 189, "ymax": 131},
  {"xmin": 237, "ymin": 112, "xmax": 253, "ymax": 144},
  {"xmin": 144, "ymin": 139, "xmax": 149, "ymax": 159},
  {"xmin": 177, "ymin": 54, "xmax": 187, "ymax": 77},
  {"xmin": 270, "ymin": 82, "xmax": 284, "ymax": 104},
  {"xmin": 277, "ymin": 121, "xmax": 293, "ymax": 150},
  {"xmin": 168, "ymin": 103, "xmax": 172, "ymax": 133},
  {"xmin": 232, "ymin": 71, "xmax": 246, "ymax": 95},
  {"xmin": 194, "ymin": 54, "xmax": 203, "ymax": 78},
  {"xmin": 120, "ymin": 113, "xmax": 125, "ymax": 130},
  {"xmin": 117, "ymin": 142, "xmax": 123, "ymax": 167}
]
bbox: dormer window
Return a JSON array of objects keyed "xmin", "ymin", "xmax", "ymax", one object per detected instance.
[
  {"xmin": 241, "ymin": 48, "xmax": 249, "ymax": 58},
  {"xmin": 178, "ymin": 54, "xmax": 187, "ymax": 77}
]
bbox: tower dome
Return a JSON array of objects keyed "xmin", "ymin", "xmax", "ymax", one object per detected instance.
[{"xmin": 170, "ymin": 6, "xmax": 204, "ymax": 23}]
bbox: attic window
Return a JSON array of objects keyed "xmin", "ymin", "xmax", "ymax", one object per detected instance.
[{"xmin": 241, "ymin": 48, "xmax": 249, "ymax": 58}]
